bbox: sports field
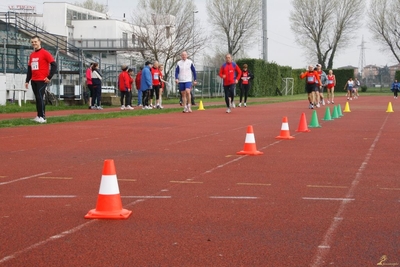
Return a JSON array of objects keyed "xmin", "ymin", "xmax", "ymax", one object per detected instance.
[{"xmin": 0, "ymin": 96, "xmax": 399, "ymax": 266}]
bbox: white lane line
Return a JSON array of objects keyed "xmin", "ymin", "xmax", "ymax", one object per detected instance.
[
  {"xmin": 303, "ymin": 197, "xmax": 355, "ymax": 202},
  {"xmin": 0, "ymin": 172, "xmax": 51, "ymax": 186},
  {"xmin": 121, "ymin": 196, "xmax": 172, "ymax": 199},
  {"xmin": 170, "ymin": 181, "xmax": 203, "ymax": 184},
  {"xmin": 310, "ymin": 115, "xmax": 389, "ymax": 267},
  {"xmin": 307, "ymin": 185, "xmax": 348, "ymax": 189},
  {"xmin": 24, "ymin": 195, "xmax": 77, "ymax": 198},
  {"xmin": 237, "ymin": 183, "xmax": 271, "ymax": 186},
  {"xmin": 38, "ymin": 177, "xmax": 72, "ymax": 180},
  {"xmin": 209, "ymin": 196, "xmax": 259, "ymax": 200}
]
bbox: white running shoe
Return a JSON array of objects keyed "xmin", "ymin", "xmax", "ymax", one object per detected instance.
[
  {"xmin": 188, "ymin": 107, "xmax": 192, "ymax": 113},
  {"xmin": 126, "ymin": 105, "xmax": 134, "ymax": 110},
  {"xmin": 183, "ymin": 106, "xmax": 188, "ymax": 113},
  {"xmin": 332, "ymin": 100, "xmax": 334, "ymax": 104},
  {"xmin": 37, "ymin": 117, "xmax": 47, "ymax": 123},
  {"xmin": 97, "ymin": 106, "xmax": 103, "ymax": 110},
  {"xmin": 327, "ymin": 100, "xmax": 330, "ymax": 104},
  {"xmin": 322, "ymin": 99, "xmax": 325, "ymax": 105},
  {"xmin": 32, "ymin": 116, "xmax": 40, "ymax": 122},
  {"xmin": 238, "ymin": 103, "xmax": 241, "ymax": 107},
  {"xmin": 244, "ymin": 103, "xmax": 247, "ymax": 107},
  {"xmin": 121, "ymin": 105, "xmax": 125, "ymax": 110},
  {"xmin": 231, "ymin": 102, "xmax": 236, "ymax": 108},
  {"xmin": 316, "ymin": 103, "xmax": 320, "ymax": 108},
  {"xmin": 226, "ymin": 108, "xmax": 231, "ymax": 113}
]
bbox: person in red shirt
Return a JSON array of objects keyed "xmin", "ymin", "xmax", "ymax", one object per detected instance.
[
  {"xmin": 135, "ymin": 67, "xmax": 143, "ymax": 106},
  {"xmin": 128, "ymin": 68, "xmax": 134, "ymax": 107},
  {"xmin": 219, "ymin": 54, "xmax": 242, "ymax": 113},
  {"xmin": 85, "ymin": 63, "xmax": 93, "ymax": 109},
  {"xmin": 238, "ymin": 63, "xmax": 254, "ymax": 107},
  {"xmin": 158, "ymin": 64, "xmax": 166, "ymax": 109},
  {"xmin": 25, "ymin": 35, "xmax": 57, "ymax": 123},
  {"xmin": 151, "ymin": 61, "xmax": 162, "ymax": 109},
  {"xmin": 300, "ymin": 65, "xmax": 321, "ymax": 109},
  {"xmin": 118, "ymin": 65, "xmax": 133, "ymax": 110}
]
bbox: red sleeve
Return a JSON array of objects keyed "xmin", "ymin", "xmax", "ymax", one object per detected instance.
[{"xmin": 219, "ymin": 65, "xmax": 224, "ymax": 78}]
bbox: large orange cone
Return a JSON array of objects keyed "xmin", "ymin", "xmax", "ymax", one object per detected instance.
[
  {"xmin": 296, "ymin": 112, "xmax": 311, "ymax": 132},
  {"xmin": 237, "ymin": 125, "xmax": 264, "ymax": 155},
  {"xmin": 85, "ymin": 159, "xmax": 132, "ymax": 219},
  {"xmin": 276, "ymin": 117, "xmax": 295, "ymax": 139}
]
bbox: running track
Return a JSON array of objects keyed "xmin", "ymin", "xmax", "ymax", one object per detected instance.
[{"xmin": 0, "ymin": 96, "xmax": 399, "ymax": 266}]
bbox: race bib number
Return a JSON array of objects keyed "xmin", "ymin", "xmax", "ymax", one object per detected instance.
[
  {"xmin": 31, "ymin": 62, "xmax": 39, "ymax": 70},
  {"xmin": 154, "ymin": 73, "xmax": 159, "ymax": 79}
]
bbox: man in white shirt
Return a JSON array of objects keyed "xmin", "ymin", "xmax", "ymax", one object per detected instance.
[{"xmin": 175, "ymin": 51, "xmax": 197, "ymax": 113}]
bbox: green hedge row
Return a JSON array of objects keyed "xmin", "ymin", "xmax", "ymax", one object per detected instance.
[{"xmin": 235, "ymin": 58, "xmax": 354, "ymax": 96}]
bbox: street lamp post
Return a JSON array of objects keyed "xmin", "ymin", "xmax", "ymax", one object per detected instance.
[{"xmin": 192, "ymin": 10, "xmax": 198, "ymax": 63}]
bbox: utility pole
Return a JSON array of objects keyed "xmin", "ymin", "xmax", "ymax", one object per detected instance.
[{"xmin": 262, "ymin": 0, "xmax": 268, "ymax": 62}]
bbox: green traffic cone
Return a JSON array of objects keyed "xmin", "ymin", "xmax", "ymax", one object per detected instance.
[
  {"xmin": 308, "ymin": 110, "xmax": 321, "ymax": 128},
  {"xmin": 332, "ymin": 105, "xmax": 339, "ymax": 119},
  {"xmin": 322, "ymin": 107, "xmax": 333, "ymax": 121},
  {"xmin": 338, "ymin": 104, "xmax": 344, "ymax": 117}
]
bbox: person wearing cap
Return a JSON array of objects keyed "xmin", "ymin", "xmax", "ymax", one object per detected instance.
[
  {"xmin": 118, "ymin": 65, "xmax": 134, "ymax": 110},
  {"xmin": 141, "ymin": 61, "xmax": 153, "ymax": 109},
  {"xmin": 238, "ymin": 63, "xmax": 254, "ymax": 107},
  {"xmin": 300, "ymin": 65, "xmax": 321, "ymax": 109},
  {"xmin": 175, "ymin": 51, "xmax": 197, "ymax": 113}
]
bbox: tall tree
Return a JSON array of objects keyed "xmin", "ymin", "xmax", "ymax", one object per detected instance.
[
  {"xmin": 368, "ymin": 0, "xmax": 400, "ymax": 63},
  {"xmin": 74, "ymin": 0, "xmax": 108, "ymax": 13},
  {"xmin": 206, "ymin": 0, "xmax": 261, "ymax": 57},
  {"xmin": 290, "ymin": 0, "xmax": 364, "ymax": 69},
  {"xmin": 131, "ymin": 0, "xmax": 207, "ymax": 81}
]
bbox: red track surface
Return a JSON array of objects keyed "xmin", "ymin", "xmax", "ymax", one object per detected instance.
[{"xmin": 0, "ymin": 96, "xmax": 399, "ymax": 266}]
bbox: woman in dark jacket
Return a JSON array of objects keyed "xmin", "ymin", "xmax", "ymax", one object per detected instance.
[{"xmin": 91, "ymin": 63, "xmax": 103, "ymax": 109}]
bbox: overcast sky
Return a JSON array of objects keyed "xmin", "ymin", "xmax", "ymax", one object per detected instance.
[{"xmin": 1, "ymin": 0, "xmax": 396, "ymax": 68}]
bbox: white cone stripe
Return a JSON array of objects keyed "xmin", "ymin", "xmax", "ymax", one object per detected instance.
[
  {"xmin": 245, "ymin": 133, "xmax": 256, "ymax": 143},
  {"xmin": 281, "ymin": 122, "xmax": 289, "ymax": 130},
  {"xmin": 98, "ymin": 174, "xmax": 120, "ymax": 195}
]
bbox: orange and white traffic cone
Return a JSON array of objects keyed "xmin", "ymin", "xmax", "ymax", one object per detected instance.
[
  {"xmin": 85, "ymin": 159, "xmax": 132, "ymax": 219},
  {"xmin": 295, "ymin": 112, "xmax": 311, "ymax": 133},
  {"xmin": 236, "ymin": 125, "xmax": 264, "ymax": 155},
  {"xmin": 276, "ymin": 116, "xmax": 295, "ymax": 139}
]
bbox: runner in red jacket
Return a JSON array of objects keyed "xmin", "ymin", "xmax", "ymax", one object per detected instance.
[{"xmin": 219, "ymin": 54, "xmax": 242, "ymax": 113}]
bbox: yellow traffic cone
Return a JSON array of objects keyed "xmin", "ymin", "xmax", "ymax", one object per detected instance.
[
  {"xmin": 386, "ymin": 102, "xmax": 394, "ymax": 113},
  {"xmin": 343, "ymin": 101, "xmax": 351, "ymax": 112},
  {"xmin": 198, "ymin": 100, "xmax": 205, "ymax": 110}
]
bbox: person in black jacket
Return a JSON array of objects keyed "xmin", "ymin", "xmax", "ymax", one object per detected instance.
[{"xmin": 238, "ymin": 64, "xmax": 254, "ymax": 107}]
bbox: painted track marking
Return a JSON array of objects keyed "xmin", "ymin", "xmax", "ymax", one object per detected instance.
[
  {"xmin": 170, "ymin": 181, "xmax": 203, "ymax": 184},
  {"xmin": 380, "ymin": 188, "xmax": 400, "ymax": 191},
  {"xmin": 307, "ymin": 185, "xmax": 348, "ymax": 189},
  {"xmin": 0, "ymin": 172, "xmax": 51, "ymax": 186},
  {"xmin": 121, "ymin": 196, "xmax": 172, "ymax": 199},
  {"xmin": 237, "ymin": 183, "xmax": 271, "ymax": 186},
  {"xmin": 303, "ymin": 197, "xmax": 355, "ymax": 202},
  {"xmin": 24, "ymin": 195, "xmax": 77, "ymax": 198},
  {"xmin": 310, "ymin": 115, "xmax": 389, "ymax": 267},
  {"xmin": 209, "ymin": 196, "xmax": 259, "ymax": 200},
  {"xmin": 38, "ymin": 177, "xmax": 72, "ymax": 180}
]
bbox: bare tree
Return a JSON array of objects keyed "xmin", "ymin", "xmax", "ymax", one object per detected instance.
[
  {"xmin": 290, "ymin": 0, "xmax": 364, "ymax": 69},
  {"xmin": 206, "ymin": 0, "xmax": 261, "ymax": 57},
  {"xmin": 368, "ymin": 0, "xmax": 400, "ymax": 63},
  {"xmin": 74, "ymin": 0, "xmax": 108, "ymax": 13},
  {"xmin": 131, "ymin": 0, "xmax": 207, "ymax": 81}
]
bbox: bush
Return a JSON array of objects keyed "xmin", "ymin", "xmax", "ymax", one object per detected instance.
[{"xmin": 361, "ymin": 85, "xmax": 367, "ymax": 92}]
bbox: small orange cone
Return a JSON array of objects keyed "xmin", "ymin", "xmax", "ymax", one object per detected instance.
[
  {"xmin": 237, "ymin": 125, "xmax": 263, "ymax": 155},
  {"xmin": 296, "ymin": 113, "xmax": 311, "ymax": 132},
  {"xmin": 85, "ymin": 159, "xmax": 132, "ymax": 219},
  {"xmin": 276, "ymin": 117, "xmax": 295, "ymax": 139}
]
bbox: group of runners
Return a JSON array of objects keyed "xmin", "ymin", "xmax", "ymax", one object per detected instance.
[{"xmin": 300, "ymin": 64, "xmax": 363, "ymax": 109}]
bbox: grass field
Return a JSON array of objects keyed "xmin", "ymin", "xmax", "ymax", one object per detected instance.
[{"xmin": 0, "ymin": 87, "xmax": 393, "ymax": 128}]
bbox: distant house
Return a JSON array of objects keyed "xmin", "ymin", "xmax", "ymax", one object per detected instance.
[{"xmin": 388, "ymin": 63, "xmax": 400, "ymax": 80}]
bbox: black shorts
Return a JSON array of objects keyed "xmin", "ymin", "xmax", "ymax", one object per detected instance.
[{"xmin": 306, "ymin": 83, "xmax": 316, "ymax": 94}]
